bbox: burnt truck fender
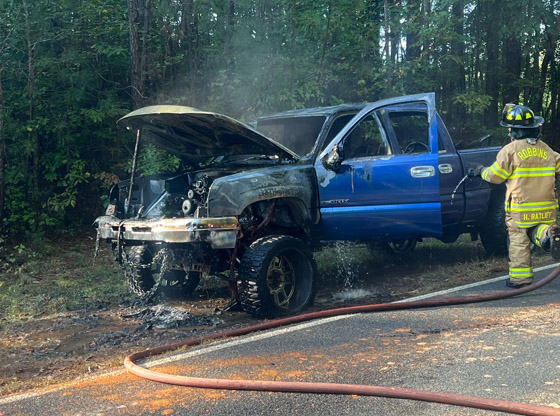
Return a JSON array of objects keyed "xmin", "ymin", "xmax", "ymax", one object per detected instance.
[{"xmin": 207, "ymin": 165, "xmax": 320, "ymax": 241}]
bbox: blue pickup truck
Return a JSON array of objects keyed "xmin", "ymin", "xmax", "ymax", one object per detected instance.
[{"xmin": 95, "ymin": 92, "xmax": 506, "ymax": 317}]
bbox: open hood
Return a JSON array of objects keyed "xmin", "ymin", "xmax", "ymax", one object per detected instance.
[{"xmin": 117, "ymin": 105, "xmax": 298, "ymax": 163}]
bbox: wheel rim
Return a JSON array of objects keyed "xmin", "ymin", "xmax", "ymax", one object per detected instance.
[
  {"xmin": 389, "ymin": 239, "xmax": 416, "ymax": 253},
  {"xmin": 266, "ymin": 254, "xmax": 296, "ymax": 309}
]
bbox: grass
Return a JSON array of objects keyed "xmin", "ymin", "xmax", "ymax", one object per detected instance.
[
  {"xmin": 1, "ymin": 232, "xmax": 556, "ymax": 324},
  {"xmin": 0, "ymin": 234, "xmax": 132, "ymax": 325},
  {"xmin": 314, "ymin": 234, "xmax": 555, "ymax": 298}
]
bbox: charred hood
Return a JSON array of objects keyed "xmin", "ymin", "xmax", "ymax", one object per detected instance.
[{"xmin": 117, "ymin": 105, "xmax": 298, "ymax": 164}]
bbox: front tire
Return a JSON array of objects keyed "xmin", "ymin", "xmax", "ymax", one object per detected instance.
[
  {"xmin": 122, "ymin": 246, "xmax": 156, "ymax": 296},
  {"xmin": 122, "ymin": 246, "xmax": 200, "ymax": 298},
  {"xmin": 238, "ymin": 235, "xmax": 317, "ymax": 318}
]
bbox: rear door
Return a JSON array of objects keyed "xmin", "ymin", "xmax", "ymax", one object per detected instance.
[{"xmin": 315, "ymin": 93, "xmax": 442, "ymax": 241}]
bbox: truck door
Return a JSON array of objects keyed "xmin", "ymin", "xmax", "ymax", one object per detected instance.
[{"xmin": 315, "ymin": 93, "xmax": 442, "ymax": 241}]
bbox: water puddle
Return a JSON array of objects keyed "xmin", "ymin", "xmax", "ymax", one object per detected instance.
[
  {"xmin": 332, "ymin": 288, "xmax": 378, "ymax": 302},
  {"xmin": 329, "ymin": 242, "xmax": 379, "ymax": 302}
]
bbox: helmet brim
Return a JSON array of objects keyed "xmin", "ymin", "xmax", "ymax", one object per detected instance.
[{"xmin": 500, "ymin": 115, "xmax": 544, "ymax": 128}]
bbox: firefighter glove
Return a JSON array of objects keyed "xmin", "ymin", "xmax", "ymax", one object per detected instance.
[{"xmin": 467, "ymin": 166, "xmax": 484, "ymax": 177}]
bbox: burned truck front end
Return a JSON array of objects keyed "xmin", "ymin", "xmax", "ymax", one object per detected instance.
[
  {"xmin": 95, "ymin": 105, "xmax": 319, "ymax": 317},
  {"xmin": 95, "ymin": 169, "xmax": 241, "ymax": 299},
  {"xmin": 99, "ymin": 171, "xmax": 239, "ymax": 245}
]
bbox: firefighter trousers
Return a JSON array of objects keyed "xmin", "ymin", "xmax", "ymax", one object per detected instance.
[{"xmin": 506, "ymin": 219, "xmax": 552, "ymax": 284}]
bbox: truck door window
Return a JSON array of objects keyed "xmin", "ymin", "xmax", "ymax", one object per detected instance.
[
  {"xmin": 342, "ymin": 114, "xmax": 390, "ymax": 159},
  {"xmin": 386, "ymin": 111, "xmax": 430, "ymax": 154}
]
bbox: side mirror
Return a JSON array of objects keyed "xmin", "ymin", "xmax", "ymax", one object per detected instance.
[{"xmin": 322, "ymin": 145, "xmax": 342, "ymax": 171}]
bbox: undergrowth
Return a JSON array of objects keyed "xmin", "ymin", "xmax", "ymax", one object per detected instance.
[
  {"xmin": 0, "ymin": 232, "xmax": 131, "ymax": 324},
  {"xmin": 315, "ymin": 235, "xmax": 553, "ymax": 296}
]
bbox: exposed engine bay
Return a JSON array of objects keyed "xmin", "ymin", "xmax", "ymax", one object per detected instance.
[{"xmin": 110, "ymin": 170, "xmax": 221, "ymax": 220}]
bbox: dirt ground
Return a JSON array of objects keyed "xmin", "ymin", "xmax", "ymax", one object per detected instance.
[
  {"xmin": 0, "ymin": 280, "xmax": 398, "ymax": 396},
  {"xmin": 0, "ymin": 237, "xmax": 552, "ymax": 397}
]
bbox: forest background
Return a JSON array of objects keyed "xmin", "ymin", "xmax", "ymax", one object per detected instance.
[{"xmin": 0, "ymin": 0, "xmax": 559, "ymax": 240}]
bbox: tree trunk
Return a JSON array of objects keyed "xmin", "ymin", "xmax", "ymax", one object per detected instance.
[
  {"xmin": 289, "ymin": 0, "xmax": 298, "ymax": 92},
  {"xmin": 383, "ymin": 0, "xmax": 392, "ymax": 93},
  {"xmin": 140, "ymin": 0, "xmax": 151, "ymax": 104},
  {"xmin": 224, "ymin": 1, "xmax": 235, "ymax": 58},
  {"xmin": 128, "ymin": 0, "xmax": 151, "ymax": 109},
  {"xmin": 180, "ymin": 0, "xmax": 197, "ymax": 102},
  {"xmin": 23, "ymin": 0, "xmax": 40, "ymax": 215},
  {"xmin": 502, "ymin": 35, "xmax": 521, "ymax": 103},
  {"xmin": 405, "ymin": 0, "xmax": 421, "ymax": 62},
  {"xmin": 0, "ymin": 3, "xmax": 19, "ymax": 234},
  {"xmin": 473, "ymin": 7, "xmax": 481, "ymax": 91},
  {"xmin": 448, "ymin": 0, "xmax": 465, "ymax": 125},
  {"xmin": 223, "ymin": 1, "xmax": 235, "ymax": 112},
  {"xmin": 539, "ymin": 13, "xmax": 560, "ymax": 113},
  {"xmin": 0, "ymin": 66, "xmax": 5, "ymax": 235},
  {"xmin": 530, "ymin": 47, "xmax": 540, "ymax": 108},
  {"xmin": 483, "ymin": 0, "xmax": 500, "ymax": 128},
  {"xmin": 319, "ymin": 1, "xmax": 332, "ymax": 84},
  {"xmin": 128, "ymin": 0, "xmax": 140, "ymax": 108},
  {"xmin": 421, "ymin": 0, "xmax": 431, "ymax": 58}
]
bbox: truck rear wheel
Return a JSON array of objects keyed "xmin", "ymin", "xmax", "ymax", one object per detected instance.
[
  {"xmin": 480, "ymin": 191, "xmax": 508, "ymax": 256},
  {"xmin": 368, "ymin": 238, "xmax": 417, "ymax": 256},
  {"xmin": 122, "ymin": 246, "xmax": 200, "ymax": 298},
  {"xmin": 238, "ymin": 235, "xmax": 317, "ymax": 318}
]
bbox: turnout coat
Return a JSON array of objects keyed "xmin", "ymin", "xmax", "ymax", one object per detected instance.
[{"xmin": 481, "ymin": 138, "xmax": 560, "ymax": 229}]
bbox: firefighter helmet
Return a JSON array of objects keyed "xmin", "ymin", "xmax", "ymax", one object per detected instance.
[{"xmin": 500, "ymin": 104, "xmax": 544, "ymax": 128}]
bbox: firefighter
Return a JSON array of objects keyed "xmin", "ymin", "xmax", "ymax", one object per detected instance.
[{"xmin": 476, "ymin": 104, "xmax": 560, "ymax": 288}]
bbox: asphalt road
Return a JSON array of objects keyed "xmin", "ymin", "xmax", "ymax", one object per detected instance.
[{"xmin": 2, "ymin": 264, "xmax": 560, "ymax": 416}]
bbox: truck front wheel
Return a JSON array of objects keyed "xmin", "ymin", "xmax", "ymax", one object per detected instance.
[
  {"xmin": 122, "ymin": 246, "xmax": 200, "ymax": 298},
  {"xmin": 238, "ymin": 235, "xmax": 317, "ymax": 318}
]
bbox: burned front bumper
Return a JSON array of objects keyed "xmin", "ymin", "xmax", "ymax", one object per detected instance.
[{"xmin": 94, "ymin": 215, "xmax": 239, "ymax": 249}]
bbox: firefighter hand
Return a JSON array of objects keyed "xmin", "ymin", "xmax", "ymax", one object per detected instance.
[{"xmin": 467, "ymin": 166, "xmax": 484, "ymax": 177}]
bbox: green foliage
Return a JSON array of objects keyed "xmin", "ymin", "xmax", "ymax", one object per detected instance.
[
  {"xmin": 130, "ymin": 143, "xmax": 181, "ymax": 176},
  {"xmin": 453, "ymin": 91, "xmax": 493, "ymax": 115},
  {"xmin": 44, "ymin": 158, "xmax": 91, "ymax": 212},
  {"xmin": 0, "ymin": 0, "xmax": 559, "ymax": 238}
]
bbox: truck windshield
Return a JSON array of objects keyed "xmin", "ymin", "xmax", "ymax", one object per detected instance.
[{"xmin": 256, "ymin": 116, "xmax": 326, "ymax": 157}]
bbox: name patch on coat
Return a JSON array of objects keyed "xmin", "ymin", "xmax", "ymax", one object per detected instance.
[
  {"xmin": 517, "ymin": 147, "xmax": 548, "ymax": 161},
  {"xmin": 522, "ymin": 212, "xmax": 553, "ymax": 221}
]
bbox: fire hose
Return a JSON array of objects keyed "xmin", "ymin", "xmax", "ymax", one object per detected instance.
[{"xmin": 125, "ymin": 265, "xmax": 560, "ymax": 416}]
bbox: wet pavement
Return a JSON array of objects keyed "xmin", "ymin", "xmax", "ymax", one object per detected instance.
[{"xmin": 2, "ymin": 264, "xmax": 560, "ymax": 416}]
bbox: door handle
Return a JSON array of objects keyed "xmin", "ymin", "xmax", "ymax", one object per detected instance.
[
  {"xmin": 438, "ymin": 164, "xmax": 453, "ymax": 174},
  {"xmin": 410, "ymin": 166, "xmax": 436, "ymax": 178}
]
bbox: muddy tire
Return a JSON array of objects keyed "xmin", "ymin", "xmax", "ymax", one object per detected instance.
[
  {"xmin": 238, "ymin": 235, "xmax": 317, "ymax": 318},
  {"xmin": 123, "ymin": 246, "xmax": 156, "ymax": 296},
  {"xmin": 480, "ymin": 190, "xmax": 508, "ymax": 256},
  {"xmin": 123, "ymin": 246, "xmax": 199, "ymax": 298}
]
